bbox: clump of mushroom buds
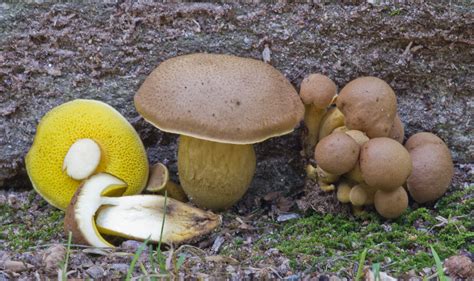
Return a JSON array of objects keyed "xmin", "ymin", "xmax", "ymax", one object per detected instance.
[{"xmin": 301, "ymin": 75, "xmax": 454, "ymax": 219}]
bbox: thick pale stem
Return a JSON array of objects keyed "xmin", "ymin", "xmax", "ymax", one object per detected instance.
[
  {"xmin": 63, "ymin": 138, "xmax": 101, "ymax": 180},
  {"xmin": 178, "ymin": 135, "xmax": 256, "ymax": 210},
  {"xmin": 303, "ymin": 104, "xmax": 326, "ymax": 157}
]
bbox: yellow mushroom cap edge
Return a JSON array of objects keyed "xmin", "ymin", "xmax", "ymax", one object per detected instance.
[{"xmin": 25, "ymin": 99, "xmax": 149, "ymax": 210}]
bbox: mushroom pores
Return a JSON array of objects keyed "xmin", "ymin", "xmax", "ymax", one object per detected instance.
[
  {"xmin": 374, "ymin": 187, "xmax": 408, "ymax": 219},
  {"xmin": 336, "ymin": 76, "xmax": 397, "ymax": 138},
  {"xmin": 25, "ymin": 99, "xmax": 149, "ymax": 210},
  {"xmin": 315, "ymin": 132, "xmax": 360, "ymax": 175},
  {"xmin": 360, "ymin": 138, "xmax": 412, "ymax": 191},
  {"xmin": 406, "ymin": 143, "xmax": 454, "ymax": 203}
]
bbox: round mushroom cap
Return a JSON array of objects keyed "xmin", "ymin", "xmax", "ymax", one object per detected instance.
[
  {"xmin": 407, "ymin": 143, "xmax": 453, "ymax": 203},
  {"xmin": 300, "ymin": 73, "xmax": 337, "ymax": 108},
  {"xmin": 345, "ymin": 130, "xmax": 369, "ymax": 146},
  {"xmin": 336, "ymin": 76, "xmax": 397, "ymax": 138},
  {"xmin": 360, "ymin": 137, "xmax": 412, "ymax": 191},
  {"xmin": 134, "ymin": 53, "xmax": 304, "ymax": 144},
  {"xmin": 388, "ymin": 114, "xmax": 405, "ymax": 144},
  {"xmin": 405, "ymin": 132, "xmax": 446, "ymax": 151},
  {"xmin": 350, "ymin": 184, "xmax": 368, "ymax": 207},
  {"xmin": 374, "ymin": 187, "xmax": 408, "ymax": 219},
  {"xmin": 25, "ymin": 99, "xmax": 149, "ymax": 210},
  {"xmin": 315, "ymin": 132, "xmax": 360, "ymax": 175}
]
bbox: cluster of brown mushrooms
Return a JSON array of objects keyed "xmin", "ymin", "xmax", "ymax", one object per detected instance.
[{"xmin": 301, "ymin": 74, "xmax": 454, "ymax": 219}]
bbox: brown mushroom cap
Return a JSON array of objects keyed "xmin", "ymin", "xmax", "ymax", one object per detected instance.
[
  {"xmin": 404, "ymin": 132, "xmax": 446, "ymax": 151},
  {"xmin": 374, "ymin": 187, "xmax": 408, "ymax": 219},
  {"xmin": 134, "ymin": 53, "xmax": 304, "ymax": 144},
  {"xmin": 315, "ymin": 132, "xmax": 360, "ymax": 175},
  {"xmin": 388, "ymin": 114, "xmax": 405, "ymax": 144},
  {"xmin": 406, "ymin": 143, "xmax": 453, "ymax": 203},
  {"xmin": 336, "ymin": 76, "xmax": 397, "ymax": 138},
  {"xmin": 345, "ymin": 130, "xmax": 369, "ymax": 146},
  {"xmin": 300, "ymin": 74, "xmax": 337, "ymax": 108},
  {"xmin": 360, "ymin": 138, "xmax": 412, "ymax": 191},
  {"xmin": 350, "ymin": 184, "xmax": 368, "ymax": 206}
]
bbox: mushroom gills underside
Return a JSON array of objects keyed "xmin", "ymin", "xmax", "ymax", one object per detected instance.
[{"xmin": 96, "ymin": 195, "xmax": 221, "ymax": 244}]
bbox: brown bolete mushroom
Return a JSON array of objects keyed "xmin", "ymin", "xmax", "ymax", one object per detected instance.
[
  {"xmin": 374, "ymin": 186, "xmax": 408, "ymax": 219},
  {"xmin": 64, "ymin": 173, "xmax": 221, "ymax": 247},
  {"xmin": 405, "ymin": 134, "xmax": 453, "ymax": 203},
  {"xmin": 300, "ymin": 74, "xmax": 337, "ymax": 156},
  {"xmin": 315, "ymin": 132, "xmax": 360, "ymax": 175},
  {"xmin": 134, "ymin": 54, "xmax": 304, "ymax": 210},
  {"xmin": 360, "ymin": 138, "xmax": 412, "ymax": 191},
  {"xmin": 336, "ymin": 76, "xmax": 397, "ymax": 138}
]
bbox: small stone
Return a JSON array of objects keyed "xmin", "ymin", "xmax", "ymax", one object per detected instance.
[
  {"xmin": 3, "ymin": 260, "xmax": 28, "ymax": 273},
  {"xmin": 120, "ymin": 240, "xmax": 142, "ymax": 253},
  {"xmin": 211, "ymin": 236, "xmax": 225, "ymax": 253},
  {"xmin": 111, "ymin": 263, "xmax": 129, "ymax": 274},
  {"xmin": 86, "ymin": 265, "xmax": 105, "ymax": 279},
  {"xmin": 285, "ymin": 274, "xmax": 300, "ymax": 281},
  {"xmin": 444, "ymin": 255, "xmax": 474, "ymax": 278},
  {"xmin": 42, "ymin": 244, "xmax": 66, "ymax": 273}
]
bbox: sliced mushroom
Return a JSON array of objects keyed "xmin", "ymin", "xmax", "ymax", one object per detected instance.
[{"xmin": 64, "ymin": 173, "xmax": 221, "ymax": 248}]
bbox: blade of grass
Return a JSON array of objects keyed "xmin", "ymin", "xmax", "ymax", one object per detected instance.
[
  {"xmin": 125, "ymin": 237, "xmax": 150, "ymax": 281},
  {"xmin": 355, "ymin": 248, "xmax": 368, "ymax": 281},
  {"xmin": 372, "ymin": 262, "xmax": 380, "ymax": 281},
  {"xmin": 156, "ymin": 191, "xmax": 168, "ymax": 273},
  {"xmin": 175, "ymin": 254, "xmax": 186, "ymax": 272},
  {"xmin": 60, "ymin": 231, "xmax": 72, "ymax": 281},
  {"xmin": 430, "ymin": 246, "xmax": 447, "ymax": 281},
  {"xmin": 148, "ymin": 244, "xmax": 158, "ymax": 281}
]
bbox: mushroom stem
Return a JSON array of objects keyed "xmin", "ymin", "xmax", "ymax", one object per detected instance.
[
  {"xmin": 178, "ymin": 135, "xmax": 256, "ymax": 210},
  {"xmin": 63, "ymin": 138, "xmax": 101, "ymax": 180},
  {"xmin": 146, "ymin": 163, "xmax": 188, "ymax": 202},
  {"xmin": 303, "ymin": 104, "xmax": 326, "ymax": 156}
]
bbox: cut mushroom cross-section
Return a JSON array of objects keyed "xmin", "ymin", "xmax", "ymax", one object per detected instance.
[{"xmin": 65, "ymin": 173, "xmax": 221, "ymax": 248}]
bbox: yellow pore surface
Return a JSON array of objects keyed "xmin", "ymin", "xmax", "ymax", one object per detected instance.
[{"xmin": 25, "ymin": 99, "xmax": 149, "ymax": 210}]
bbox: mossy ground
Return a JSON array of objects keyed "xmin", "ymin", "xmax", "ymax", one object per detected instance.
[
  {"xmin": 260, "ymin": 186, "xmax": 473, "ymax": 276},
  {"xmin": 0, "ymin": 193, "xmax": 64, "ymax": 251},
  {"xmin": 0, "ymin": 186, "xmax": 471, "ymax": 278}
]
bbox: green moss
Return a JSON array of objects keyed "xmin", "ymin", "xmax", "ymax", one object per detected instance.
[
  {"xmin": 259, "ymin": 186, "xmax": 473, "ymax": 276},
  {"xmin": 0, "ymin": 192, "xmax": 64, "ymax": 251}
]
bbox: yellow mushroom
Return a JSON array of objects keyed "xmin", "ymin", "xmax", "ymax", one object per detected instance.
[
  {"xmin": 336, "ymin": 181, "xmax": 353, "ymax": 203},
  {"xmin": 318, "ymin": 107, "xmax": 345, "ymax": 141},
  {"xmin": 134, "ymin": 54, "xmax": 304, "ymax": 210},
  {"xmin": 25, "ymin": 99, "xmax": 149, "ymax": 210}
]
